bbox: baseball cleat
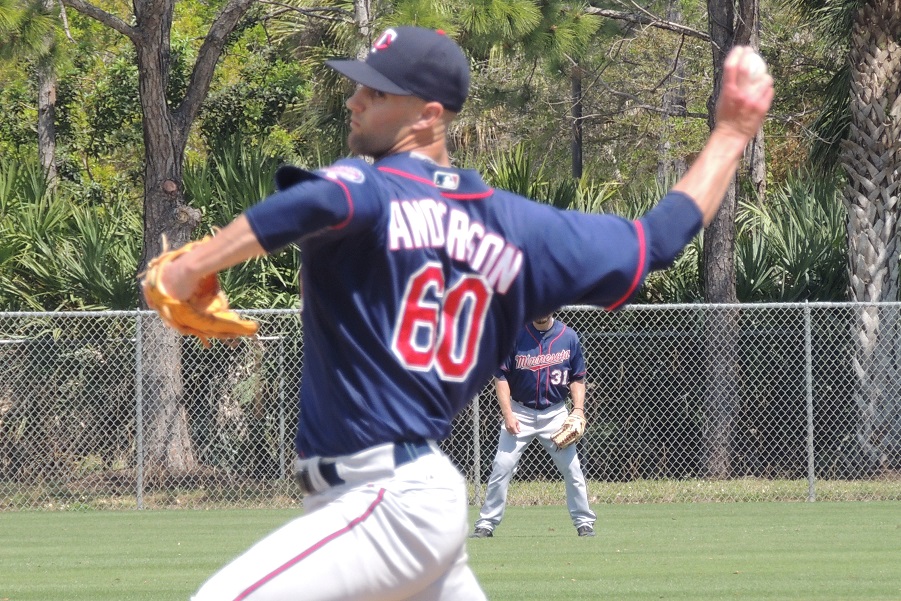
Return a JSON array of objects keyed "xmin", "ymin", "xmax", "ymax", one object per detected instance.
[
  {"xmin": 469, "ymin": 527, "xmax": 493, "ymax": 538},
  {"xmin": 577, "ymin": 525, "xmax": 596, "ymax": 537}
]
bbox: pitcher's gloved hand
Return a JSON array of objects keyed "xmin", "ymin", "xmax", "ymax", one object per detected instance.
[{"xmin": 141, "ymin": 237, "xmax": 258, "ymax": 348}]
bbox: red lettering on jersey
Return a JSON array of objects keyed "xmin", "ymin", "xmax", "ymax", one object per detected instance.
[
  {"xmin": 392, "ymin": 262, "xmax": 493, "ymax": 382},
  {"xmin": 514, "ymin": 350, "xmax": 572, "ymax": 371}
]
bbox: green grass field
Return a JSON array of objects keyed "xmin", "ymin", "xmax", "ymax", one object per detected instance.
[{"xmin": 1, "ymin": 502, "xmax": 898, "ymax": 601}]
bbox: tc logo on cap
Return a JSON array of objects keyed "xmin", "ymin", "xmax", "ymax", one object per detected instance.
[
  {"xmin": 372, "ymin": 29, "xmax": 398, "ymax": 52},
  {"xmin": 326, "ymin": 25, "xmax": 470, "ymax": 112}
]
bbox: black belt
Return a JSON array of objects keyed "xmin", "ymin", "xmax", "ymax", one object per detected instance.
[
  {"xmin": 296, "ymin": 440, "xmax": 433, "ymax": 494},
  {"xmin": 393, "ymin": 440, "xmax": 434, "ymax": 466}
]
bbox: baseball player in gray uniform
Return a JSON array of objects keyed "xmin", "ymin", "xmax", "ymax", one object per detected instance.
[
  {"xmin": 472, "ymin": 314, "xmax": 596, "ymax": 538},
  {"xmin": 145, "ymin": 24, "xmax": 772, "ymax": 601}
]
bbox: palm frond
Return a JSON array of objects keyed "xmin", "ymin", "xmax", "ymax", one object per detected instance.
[{"xmin": 737, "ymin": 170, "xmax": 846, "ymax": 301}]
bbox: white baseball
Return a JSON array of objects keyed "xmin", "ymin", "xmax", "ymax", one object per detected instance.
[{"xmin": 744, "ymin": 51, "xmax": 768, "ymax": 82}]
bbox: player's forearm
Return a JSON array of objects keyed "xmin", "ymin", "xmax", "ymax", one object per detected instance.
[
  {"xmin": 494, "ymin": 379, "xmax": 515, "ymax": 418},
  {"xmin": 569, "ymin": 381, "xmax": 586, "ymax": 413},
  {"xmin": 673, "ymin": 46, "xmax": 773, "ymax": 226},
  {"xmin": 161, "ymin": 215, "xmax": 267, "ymax": 301},
  {"xmin": 671, "ymin": 127, "xmax": 750, "ymax": 226}
]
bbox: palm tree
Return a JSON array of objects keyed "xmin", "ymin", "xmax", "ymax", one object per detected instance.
[
  {"xmin": 793, "ymin": 0, "xmax": 901, "ymax": 474},
  {"xmin": 736, "ymin": 171, "xmax": 847, "ymax": 302},
  {"xmin": 0, "ymin": 156, "xmax": 143, "ymax": 311},
  {"xmin": 842, "ymin": 0, "xmax": 901, "ymax": 475}
]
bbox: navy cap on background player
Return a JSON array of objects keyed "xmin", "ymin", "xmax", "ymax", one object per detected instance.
[{"xmin": 326, "ymin": 26, "xmax": 470, "ymax": 112}]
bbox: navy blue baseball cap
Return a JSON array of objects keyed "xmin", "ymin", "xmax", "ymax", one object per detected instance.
[{"xmin": 326, "ymin": 26, "xmax": 470, "ymax": 113}]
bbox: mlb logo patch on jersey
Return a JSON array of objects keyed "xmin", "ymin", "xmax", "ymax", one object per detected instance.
[
  {"xmin": 434, "ymin": 171, "xmax": 460, "ymax": 190},
  {"xmin": 320, "ymin": 165, "xmax": 366, "ymax": 184}
]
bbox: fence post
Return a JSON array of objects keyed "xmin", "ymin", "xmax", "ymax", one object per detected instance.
[
  {"xmin": 804, "ymin": 303, "xmax": 816, "ymax": 502},
  {"xmin": 277, "ymin": 336, "xmax": 286, "ymax": 480},
  {"xmin": 472, "ymin": 394, "xmax": 481, "ymax": 505},
  {"xmin": 135, "ymin": 311, "xmax": 145, "ymax": 510}
]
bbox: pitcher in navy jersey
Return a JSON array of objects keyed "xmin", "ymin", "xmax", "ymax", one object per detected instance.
[
  {"xmin": 146, "ymin": 24, "xmax": 773, "ymax": 601},
  {"xmin": 471, "ymin": 314, "xmax": 596, "ymax": 538}
]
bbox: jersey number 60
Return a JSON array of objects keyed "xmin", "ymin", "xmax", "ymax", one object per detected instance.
[{"xmin": 392, "ymin": 263, "xmax": 492, "ymax": 382}]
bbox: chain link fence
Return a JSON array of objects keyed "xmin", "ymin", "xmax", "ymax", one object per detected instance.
[{"xmin": 1, "ymin": 304, "xmax": 900, "ymax": 511}]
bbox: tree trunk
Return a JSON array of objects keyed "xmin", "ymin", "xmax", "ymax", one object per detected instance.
[
  {"xmin": 572, "ymin": 62, "xmax": 583, "ymax": 179},
  {"xmin": 736, "ymin": 0, "xmax": 765, "ymax": 200},
  {"xmin": 843, "ymin": 0, "xmax": 901, "ymax": 474},
  {"xmin": 37, "ymin": 61, "xmax": 58, "ymax": 184},
  {"xmin": 701, "ymin": 307, "xmax": 741, "ymax": 478},
  {"xmin": 141, "ymin": 321, "xmax": 197, "ymax": 482},
  {"xmin": 702, "ymin": 0, "xmax": 739, "ymax": 479},
  {"xmin": 743, "ymin": 128, "xmax": 766, "ymax": 200},
  {"xmin": 37, "ymin": 0, "xmax": 57, "ymax": 185},
  {"xmin": 703, "ymin": 0, "xmax": 738, "ymax": 304},
  {"xmin": 63, "ymin": 0, "xmax": 257, "ymax": 478},
  {"xmin": 657, "ymin": 0, "xmax": 688, "ymax": 185},
  {"xmin": 131, "ymin": 13, "xmax": 202, "ymax": 478},
  {"xmin": 135, "ymin": 45, "xmax": 201, "ymax": 268},
  {"xmin": 354, "ymin": 0, "xmax": 374, "ymax": 58}
]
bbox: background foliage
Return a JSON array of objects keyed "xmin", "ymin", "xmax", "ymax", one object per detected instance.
[{"xmin": 0, "ymin": 0, "xmax": 844, "ymax": 310}]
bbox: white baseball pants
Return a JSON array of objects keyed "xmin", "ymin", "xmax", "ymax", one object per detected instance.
[{"xmin": 191, "ymin": 447, "xmax": 486, "ymax": 601}]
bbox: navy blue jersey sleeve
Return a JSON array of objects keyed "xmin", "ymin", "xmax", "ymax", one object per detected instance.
[
  {"xmin": 518, "ymin": 207, "xmax": 648, "ymax": 312},
  {"xmin": 570, "ymin": 336, "xmax": 586, "ymax": 382},
  {"xmin": 493, "ymin": 191, "xmax": 702, "ymax": 315},
  {"xmin": 245, "ymin": 160, "xmax": 383, "ymax": 254},
  {"xmin": 639, "ymin": 191, "xmax": 704, "ymax": 271},
  {"xmin": 245, "ymin": 177, "xmax": 351, "ymax": 253}
]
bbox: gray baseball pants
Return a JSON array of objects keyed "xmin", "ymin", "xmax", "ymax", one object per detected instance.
[{"xmin": 474, "ymin": 400, "xmax": 596, "ymax": 532}]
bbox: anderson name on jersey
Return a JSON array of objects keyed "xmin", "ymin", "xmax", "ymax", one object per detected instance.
[{"xmin": 389, "ymin": 197, "xmax": 523, "ymax": 295}]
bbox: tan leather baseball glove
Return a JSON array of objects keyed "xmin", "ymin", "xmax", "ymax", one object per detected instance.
[
  {"xmin": 551, "ymin": 413, "xmax": 587, "ymax": 450},
  {"xmin": 141, "ymin": 237, "xmax": 259, "ymax": 348}
]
